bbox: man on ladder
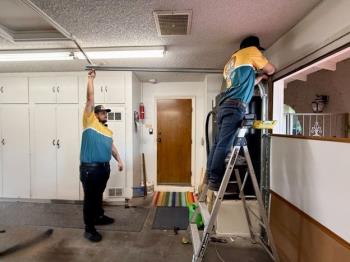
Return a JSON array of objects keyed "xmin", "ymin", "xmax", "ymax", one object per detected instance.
[
  {"xmin": 190, "ymin": 36, "xmax": 278, "ymax": 262},
  {"xmin": 207, "ymin": 35, "xmax": 275, "ymax": 191}
]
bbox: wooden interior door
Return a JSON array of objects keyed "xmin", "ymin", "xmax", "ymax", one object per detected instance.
[{"xmin": 157, "ymin": 99, "xmax": 192, "ymax": 185}]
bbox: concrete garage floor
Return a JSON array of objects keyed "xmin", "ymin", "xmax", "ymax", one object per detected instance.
[{"xmin": 0, "ymin": 198, "xmax": 272, "ymax": 262}]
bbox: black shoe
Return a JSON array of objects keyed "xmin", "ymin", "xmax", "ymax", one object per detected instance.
[
  {"xmin": 95, "ymin": 215, "xmax": 115, "ymax": 225},
  {"xmin": 84, "ymin": 228, "xmax": 102, "ymax": 242},
  {"xmin": 208, "ymin": 181, "xmax": 220, "ymax": 191}
]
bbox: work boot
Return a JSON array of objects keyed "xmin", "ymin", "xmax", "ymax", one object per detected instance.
[
  {"xmin": 95, "ymin": 215, "xmax": 115, "ymax": 225},
  {"xmin": 84, "ymin": 227, "xmax": 102, "ymax": 242}
]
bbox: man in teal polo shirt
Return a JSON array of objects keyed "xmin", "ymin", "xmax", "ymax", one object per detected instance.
[
  {"xmin": 207, "ymin": 36, "xmax": 275, "ymax": 191},
  {"xmin": 80, "ymin": 69, "xmax": 124, "ymax": 242}
]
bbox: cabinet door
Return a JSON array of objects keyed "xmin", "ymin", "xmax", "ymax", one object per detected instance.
[
  {"xmin": 103, "ymin": 73, "xmax": 125, "ymax": 103},
  {"xmin": 104, "ymin": 106, "xmax": 126, "ymax": 198},
  {"xmin": 0, "ymin": 77, "xmax": 28, "ymax": 103},
  {"xmin": 56, "ymin": 106, "xmax": 79, "ymax": 200},
  {"xmin": 56, "ymin": 76, "xmax": 79, "ymax": 104},
  {"xmin": 92, "ymin": 78, "xmax": 106, "ymax": 104},
  {"xmin": 0, "ymin": 109, "xmax": 2, "ymax": 197},
  {"xmin": 29, "ymin": 77, "xmax": 57, "ymax": 103},
  {"xmin": 80, "ymin": 76, "xmax": 105, "ymax": 104},
  {"xmin": 31, "ymin": 106, "xmax": 57, "ymax": 199},
  {"xmin": 1, "ymin": 106, "xmax": 30, "ymax": 198}
]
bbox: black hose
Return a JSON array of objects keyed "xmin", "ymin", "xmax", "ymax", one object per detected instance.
[{"xmin": 205, "ymin": 110, "xmax": 214, "ymax": 157}]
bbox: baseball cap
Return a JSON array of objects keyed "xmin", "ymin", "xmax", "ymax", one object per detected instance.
[
  {"xmin": 94, "ymin": 105, "xmax": 111, "ymax": 113},
  {"xmin": 240, "ymin": 36, "xmax": 265, "ymax": 51}
]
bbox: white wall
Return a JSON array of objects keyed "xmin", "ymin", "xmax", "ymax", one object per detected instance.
[
  {"xmin": 204, "ymin": 74, "xmax": 222, "ymax": 157},
  {"xmin": 141, "ymin": 81, "xmax": 205, "ymax": 190},
  {"xmin": 267, "ymin": 0, "xmax": 350, "ymax": 76},
  {"xmin": 272, "ymin": 79, "xmax": 285, "ymax": 134},
  {"xmin": 204, "ymin": 74, "xmax": 223, "ymax": 112},
  {"xmin": 270, "ymin": 136, "xmax": 350, "ymax": 243},
  {"xmin": 132, "ymin": 73, "xmax": 142, "ymax": 187},
  {"xmin": 124, "ymin": 72, "xmax": 142, "ymax": 197}
]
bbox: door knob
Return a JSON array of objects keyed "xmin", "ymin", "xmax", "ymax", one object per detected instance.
[{"xmin": 157, "ymin": 138, "xmax": 161, "ymax": 143}]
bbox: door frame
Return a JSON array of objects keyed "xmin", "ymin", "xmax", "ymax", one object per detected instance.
[{"xmin": 154, "ymin": 96, "xmax": 196, "ymax": 189}]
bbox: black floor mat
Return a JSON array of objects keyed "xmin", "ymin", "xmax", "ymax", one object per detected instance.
[
  {"xmin": 152, "ymin": 207, "xmax": 189, "ymax": 230},
  {"xmin": 0, "ymin": 202, "xmax": 148, "ymax": 232}
]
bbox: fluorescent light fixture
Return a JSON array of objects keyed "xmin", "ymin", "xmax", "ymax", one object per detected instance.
[
  {"xmin": 0, "ymin": 46, "xmax": 165, "ymax": 62},
  {"xmin": 74, "ymin": 47, "xmax": 165, "ymax": 59},
  {"xmin": 0, "ymin": 51, "xmax": 74, "ymax": 62}
]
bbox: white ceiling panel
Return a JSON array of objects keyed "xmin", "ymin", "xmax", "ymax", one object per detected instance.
[{"xmin": 0, "ymin": 0, "xmax": 321, "ymax": 73}]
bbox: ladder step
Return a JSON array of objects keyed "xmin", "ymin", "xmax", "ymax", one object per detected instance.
[
  {"xmin": 198, "ymin": 202, "xmax": 211, "ymax": 226},
  {"xmin": 190, "ymin": 223, "xmax": 201, "ymax": 255}
]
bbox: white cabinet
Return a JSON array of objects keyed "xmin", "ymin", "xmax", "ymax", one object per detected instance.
[
  {"xmin": 79, "ymin": 72, "xmax": 125, "ymax": 104},
  {"xmin": 31, "ymin": 105, "xmax": 79, "ymax": 200},
  {"xmin": 0, "ymin": 112, "xmax": 2, "ymax": 197},
  {"xmin": 31, "ymin": 106, "xmax": 57, "ymax": 199},
  {"xmin": 0, "ymin": 77, "xmax": 28, "ymax": 103},
  {"xmin": 0, "ymin": 106, "xmax": 30, "ymax": 198},
  {"xmin": 56, "ymin": 77, "xmax": 79, "ymax": 104},
  {"xmin": 104, "ymin": 105, "xmax": 126, "ymax": 198},
  {"xmin": 29, "ymin": 76, "xmax": 78, "ymax": 104},
  {"xmin": 56, "ymin": 106, "xmax": 79, "ymax": 200}
]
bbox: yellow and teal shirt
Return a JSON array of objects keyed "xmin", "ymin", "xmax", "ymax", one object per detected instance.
[
  {"xmin": 80, "ymin": 111, "xmax": 113, "ymax": 163},
  {"xmin": 221, "ymin": 46, "xmax": 269, "ymax": 104}
]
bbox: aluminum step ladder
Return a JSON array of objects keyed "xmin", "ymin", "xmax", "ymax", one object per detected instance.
[{"xmin": 189, "ymin": 115, "xmax": 280, "ymax": 262}]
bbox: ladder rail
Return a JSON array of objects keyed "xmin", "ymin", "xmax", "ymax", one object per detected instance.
[
  {"xmin": 243, "ymin": 145, "xmax": 280, "ymax": 261},
  {"xmin": 234, "ymin": 169, "xmax": 255, "ymax": 241}
]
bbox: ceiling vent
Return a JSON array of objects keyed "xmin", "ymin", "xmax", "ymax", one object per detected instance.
[{"xmin": 153, "ymin": 10, "xmax": 192, "ymax": 36}]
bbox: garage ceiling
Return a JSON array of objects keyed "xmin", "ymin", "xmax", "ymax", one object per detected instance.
[
  {"xmin": 0, "ymin": 0, "xmax": 69, "ymax": 42},
  {"xmin": 0, "ymin": 0, "xmax": 321, "ymax": 79}
]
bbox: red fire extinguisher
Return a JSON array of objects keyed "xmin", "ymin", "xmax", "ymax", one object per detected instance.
[{"xmin": 139, "ymin": 102, "xmax": 145, "ymax": 120}]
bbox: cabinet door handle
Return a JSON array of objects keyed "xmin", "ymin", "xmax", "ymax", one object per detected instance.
[
  {"xmin": 1, "ymin": 138, "xmax": 5, "ymax": 145},
  {"xmin": 57, "ymin": 86, "xmax": 60, "ymax": 93},
  {"xmin": 101, "ymin": 86, "xmax": 103, "ymax": 92},
  {"xmin": 105, "ymin": 86, "xmax": 108, "ymax": 92},
  {"xmin": 52, "ymin": 139, "xmax": 56, "ymax": 146},
  {"xmin": 52, "ymin": 86, "xmax": 56, "ymax": 93},
  {"xmin": 0, "ymin": 86, "xmax": 4, "ymax": 93},
  {"xmin": 57, "ymin": 139, "xmax": 60, "ymax": 149}
]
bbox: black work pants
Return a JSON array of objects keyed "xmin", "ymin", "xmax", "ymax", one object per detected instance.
[{"xmin": 80, "ymin": 164, "xmax": 110, "ymax": 230}]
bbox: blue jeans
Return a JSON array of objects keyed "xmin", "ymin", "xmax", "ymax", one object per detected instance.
[{"xmin": 207, "ymin": 101, "xmax": 246, "ymax": 186}]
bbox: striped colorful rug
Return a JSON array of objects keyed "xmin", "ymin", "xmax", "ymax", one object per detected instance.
[{"xmin": 152, "ymin": 191, "xmax": 196, "ymax": 207}]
